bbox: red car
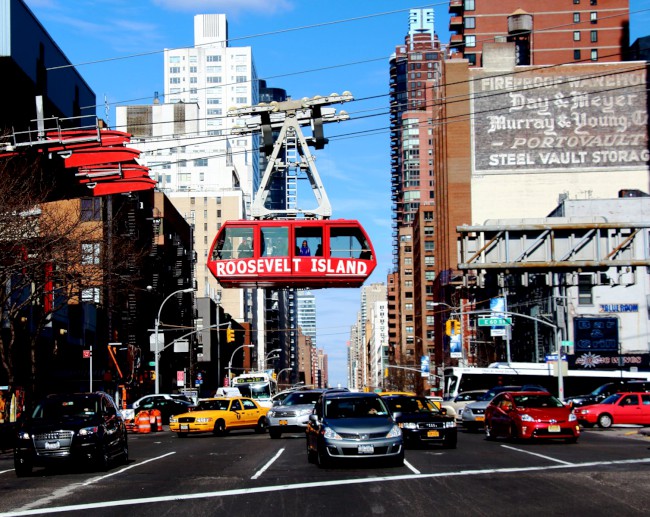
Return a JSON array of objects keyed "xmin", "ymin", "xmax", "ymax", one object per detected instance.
[
  {"xmin": 484, "ymin": 391, "xmax": 580, "ymax": 443},
  {"xmin": 574, "ymin": 392, "xmax": 650, "ymax": 428}
]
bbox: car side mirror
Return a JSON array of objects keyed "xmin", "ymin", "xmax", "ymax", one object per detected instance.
[{"xmin": 392, "ymin": 411, "xmax": 402, "ymax": 419}]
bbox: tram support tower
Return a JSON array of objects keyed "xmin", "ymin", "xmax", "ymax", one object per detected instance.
[{"xmin": 228, "ymin": 92, "xmax": 353, "ymax": 220}]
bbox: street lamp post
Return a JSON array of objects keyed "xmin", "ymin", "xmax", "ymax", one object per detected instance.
[
  {"xmin": 264, "ymin": 348, "xmax": 281, "ymax": 367},
  {"xmin": 277, "ymin": 367, "xmax": 292, "ymax": 385},
  {"xmin": 227, "ymin": 344, "xmax": 254, "ymax": 380},
  {"xmin": 154, "ymin": 287, "xmax": 194, "ymax": 394}
]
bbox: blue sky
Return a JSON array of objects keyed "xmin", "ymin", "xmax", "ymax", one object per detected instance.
[{"xmin": 23, "ymin": 0, "xmax": 649, "ymax": 388}]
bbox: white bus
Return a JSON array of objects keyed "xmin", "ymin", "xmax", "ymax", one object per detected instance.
[
  {"xmin": 231, "ymin": 372, "xmax": 278, "ymax": 408},
  {"xmin": 443, "ymin": 362, "xmax": 650, "ymax": 400}
]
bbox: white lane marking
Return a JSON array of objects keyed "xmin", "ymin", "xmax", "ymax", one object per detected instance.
[
  {"xmin": 9, "ymin": 452, "xmax": 176, "ymax": 513},
  {"xmin": 2, "ymin": 457, "xmax": 649, "ymax": 516},
  {"xmin": 404, "ymin": 459, "xmax": 420, "ymax": 474},
  {"xmin": 81, "ymin": 452, "xmax": 176, "ymax": 486},
  {"xmin": 251, "ymin": 448, "xmax": 284, "ymax": 480},
  {"xmin": 0, "ymin": 469, "xmax": 15, "ymax": 475},
  {"xmin": 500, "ymin": 445, "xmax": 573, "ymax": 465}
]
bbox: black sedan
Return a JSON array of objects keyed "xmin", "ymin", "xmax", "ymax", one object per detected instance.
[{"xmin": 382, "ymin": 394, "xmax": 457, "ymax": 449}]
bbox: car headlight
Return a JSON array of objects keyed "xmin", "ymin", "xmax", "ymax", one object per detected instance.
[
  {"xmin": 520, "ymin": 414, "xmax": 535, "ymax": 422},
  {"xmin": 79, "ymin": 426, "xmax": 99, "ymax": 436},
  {"xmin": 196, "ymin": 417, "xmax": 213, "ymax": 423},
  {"xmin": 267, "ymin": 410, "xmax": 276, "ymax": 418},
  {"xmin": 169, "ymin": 417, "xmax": 177, "ymax": 423},
  {"xmin": 17, "ymin": 431, "xmax": 31, "ymax": 440},
  {"xmin": 569, "ymin": 413, "xmax": 577, "ymax": 422},
  {"xmin": 297, "ymin": 408, "xmax": 314, "ymax": 416},
  {"xmin": 400, "ymin": 422, "xmax": 417, "ymax": 429},
  {"xmin": 323, "ymin": 426, "xmax": 342, "ymax": 440},
  {"xmin": 444, "ymin": 421, "xmax": 457, "ymax": 428},
  {"xmin": 387, "ymin": 425, "xmax": 402, "ymax": 438}
]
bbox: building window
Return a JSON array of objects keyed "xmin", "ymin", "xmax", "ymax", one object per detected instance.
[
  {"xmin": 424, "ymin": 256, "xmax": 435, "ymax": 265},
  {"xmin": 465, "ymin": 17, "xmax": 475, "ymax": 29},
  {"xmin": 574, "ymin": 49, "xmax": 581, "ymax": 60},
  {"xmin": 465, "ymin": 35, "xmax": 476, "ymax": 47},
  {"xmin": 578, "ymin": 275, "xmax": 593, "ymax": 305},
  {"xmin": 207, "ymin": 55, "xmax": 221, "ymax": 62},
  {"xmin": 189, "ymin": 66, "xmax": 197, "ymax": 73},
  {"xmin": 194, "ymin": 158, "xmax": 208, "ymax": 166},
  {"xmin": 170, "ymin": 77, "xmax": 180, "ymax": 84},
  {"xmin": 573, "ymin": 0, "xmax": 580, "ymax": 4},
  {"xmin": 465, "ymin": 0, "xmax": 475, "ymax": 10},
  {"xmin": 590, "ymin": 12, "xmax": 597, "ymax": 24},
  {"xmin": 591, "ymin": 49, "xmax": 598, "ymax": 60},
  {"xmin": 405, "ymin": 303, "xmax": 413, "ymax": 311},
  {"xmin": 425, "ymin": 271, "xmax": 435, "ymax": 281},
  {"xmin": 81, "ymin": 198, "xmax": 101, "ymax": 221},
  {"xmin": 466, "ymin": 53, "xmax": 477, "ymax": 66},
  {"xmin": 207, "ymin": 98, "xmax": 221, "ymax": 104},
  {"xmin": 236, "ymin": 97, "xmax": 248, "ymax": 104},
  {"xmin": 169, "ymin": 66, "xmax": 180, "ymax": 74},
  {"xmin": 207, "ymin": 76, "xmax": 222, "ymax": 83},
  {"xmin": 81, "ymin": 243, "xmax": 101, "ymax": 265},
  {"xmin": 573, "ymin": 12, "xmax": 580, "ymax": 23},
  {"xmin": 81, "ymin": 288, "xmax": 100, "ymax": 303},
  {"xmin": 573, "ymin": 31, "xmax": 581, "ymax": 41},
  {"xmin": 405, "ymin": 326, "xmax": 414, "ymax": 334},
  {"xmin": 590, "ymin": 0, "xmax": 597, "ymax": 4},
  {"xmin": 590, "ymin": 30, "xmax": 598, "ymax": 42},
  {"xmin": 169, "ymin": 56, "xmax": 180, "ymax": 63}
]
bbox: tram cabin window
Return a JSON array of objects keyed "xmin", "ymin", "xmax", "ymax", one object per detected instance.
[
  {"xmin": 295, "ymin": 227, "xmax": 323, "ymax": 257},
  {"xmin": 330, "ymin": 227, "xmax": 372, "ymax": 260},
  {"xmin": 261, "ymin": 226, "xmax": 289, "ymax": 257},
  {"xmin": 215, "ymin": 227, "xmax": 254, "ymax": 259}
]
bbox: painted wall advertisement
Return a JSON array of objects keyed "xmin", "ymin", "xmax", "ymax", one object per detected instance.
[{"xmin": 472, "ymin": 66, "xmax": 648, "ymax": 173}]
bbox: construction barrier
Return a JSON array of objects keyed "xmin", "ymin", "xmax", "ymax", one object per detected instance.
[
  {"xmin": 149, "ymin": 409, "xmax": 163, "ymax": 432},
  {"xmin": 136, "ymin": 411, "xmax": 151, "ymax": 434}
]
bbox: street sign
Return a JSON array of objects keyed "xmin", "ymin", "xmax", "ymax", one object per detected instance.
[
  {"xmin": 82, "ymin": 349, "xmax": 91, "ymax": 359},
  {"xmin": 478, "ymin": 317, "xmax": 512, "ymax": 326},
  {"xmin": 545, "ymin": 354, "xmax": 567, "ymax": 362}
]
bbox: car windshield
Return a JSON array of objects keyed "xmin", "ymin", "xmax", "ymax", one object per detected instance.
[
  {"xmin": 591, "ymin": 384, "xmax": 615, "ymax": 396},
  {"xmin": 32, "ymin": 397, "xmax": 99, "ymax": 419},
  {"xmin": 512, "ymin": 394, "xmax": 564, "ymax": 408},
  {"xmin": 600, "ymin": 393, "xmax": 624, "ymax": 405},
  {"xmin": 324, "ymin": 397, "xmax": 388, "ymax": 418},
  {"xmin": 283, "ymin": 392, "xmax": 321, "ymax": 406},
  {"xmin": 197, "ymin": 399, "xmax": 231, "ymax": 411},
  {"xmin": 236, "ymin": 383, "xmax": 270, "ymax": 400},
  {"xmin": 384, "ymin": 396, "xmax": 439, "ymax": 414}
]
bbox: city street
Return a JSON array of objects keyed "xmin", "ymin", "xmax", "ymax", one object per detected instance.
[{"xmin": 1, "ymin": 426, "xmax": 649, "ymax": 516}]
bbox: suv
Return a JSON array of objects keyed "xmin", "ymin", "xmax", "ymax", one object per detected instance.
[
  {"xmin": 565, "ymin": 381, "xmax": 650, "ymax": 408},
  {"xmin": 14, "ymin": 392, "xmax": 128, "ymax": 476},
  {"xmin": 306, "ymin": 391, "xmax": 403, "ymax": 468},
  {"xmin": 267, "ymin": 389, "xmax": 325, "ymax": 439}
]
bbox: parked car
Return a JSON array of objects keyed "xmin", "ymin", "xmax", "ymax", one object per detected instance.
[
  {"xmin": 136, "ymin": 398, "xmax": 195, "ymax": 425},
  {"xmin": 267, "ymin": 389, "xmax": 325, "ymax": 439},
  {"xmin": 306, "ymin": 391, "xmax": 403, "ymax": 468},
  {"xmin": 381, "ymin": 394, "xmax": 457, "ymax": 449},
  {"xmin": 13, "ymin": 392, "xmax": 129, "ymax": 477},
  {"xmin": 566, "ymin": 381, "xmax": 650, "ymax": 408},
  {"xmin": 168, "ymin": 396, "xmax": 269, "ymax": 436},
  {"xmin": 445, "ymin": 390, "xmax": 488, "ymax": 422},
  {"xmin": 484, "ymin": 391, "xmax": 579, "ymax": 443},
  {"xmin": 573, "ymin": 392, "xmax": 650, "ymax": 428},
  {"xmin": 130, "ymin": 393, "xmax": 193, "ymax": 410}
]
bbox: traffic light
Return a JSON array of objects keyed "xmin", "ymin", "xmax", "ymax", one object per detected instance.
[
  {"xmin": 272, "ymin": 372, "xmax": 277, "ymax": 380},
  {"xmin": 445, "ymin": 319, "xmax": 461, "ymax": 336},
  {"xmin": 150, "ymin": 370, "xmax": 156, "ymax": 381},
  {"xmin": 227, "ymin": 328, "xmax": 235, "ymax": 343}
]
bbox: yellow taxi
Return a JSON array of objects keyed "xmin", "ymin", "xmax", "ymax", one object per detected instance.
[
  {"xmin": 378, "ymin": 391, "xmax": 416, "ymax": 397},
  {"xmin": 168, "ymin": 396, "xmax": 269, "ymax": 437}
]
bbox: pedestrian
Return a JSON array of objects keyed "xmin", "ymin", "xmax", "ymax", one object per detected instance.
[{"xmin": 299, "ymin": 240, "xmax": 311, "ymax": 256}]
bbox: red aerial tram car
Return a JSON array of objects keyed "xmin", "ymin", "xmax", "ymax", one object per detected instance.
[{"xmin": 207, "ymin": 219, "xmax": 377, "ymax": 289}]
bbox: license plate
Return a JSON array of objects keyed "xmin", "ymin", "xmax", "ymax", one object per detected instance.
[
  {"xmin": 180, "ymin": 424, "xmax": 189, "ymax": 431},
  {"xmin": 427, "ymin": 430, "xmax": 440, "ymax": 438},
  {"xmin": 358, "ymin": 444, "xmax": 374, "ymax": 454},
  {"xmin": 279, "ymin": 420, "xmax": 288, "ymax": 426},
  {"xmin": 475, "ymin": 416, "xmax": 485, "ymax": 422},
  {"xmin": 44, "ymin": 441, "xmax": 60, "ymax": 450},
  {"xmin": 548, "ymin": 425, "xmax": 561, "ymax": 433}
]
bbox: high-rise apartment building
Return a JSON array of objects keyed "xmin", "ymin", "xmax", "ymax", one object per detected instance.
[
  {"xmin": 448, "ymin": 0, "xmax": 629, "ymax": 66},
  {"xmin": 388, "ymin": 8, "xmax": 443, "ymax": 374}
]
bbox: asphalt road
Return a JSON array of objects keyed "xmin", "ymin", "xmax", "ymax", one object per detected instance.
[{"xmin": 1, "ymin": 426, "xmax": 649, "ymax": 516}]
